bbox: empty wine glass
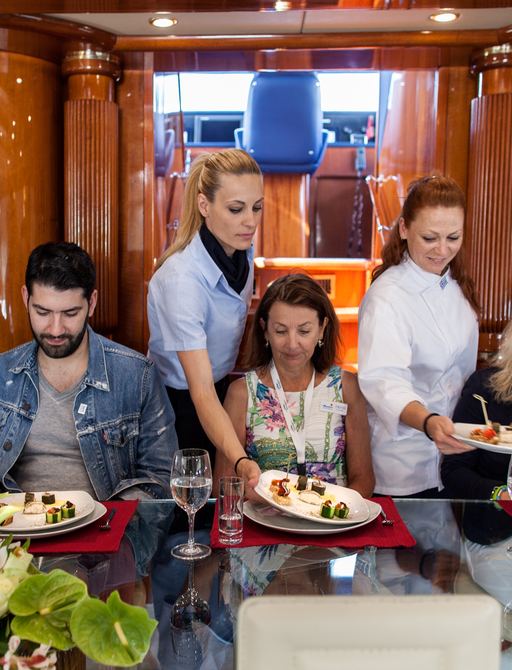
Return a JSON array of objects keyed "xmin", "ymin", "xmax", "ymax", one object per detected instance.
[{"xmin": 171, "ymin": 449, "xmax": 212, "ymax": 560}]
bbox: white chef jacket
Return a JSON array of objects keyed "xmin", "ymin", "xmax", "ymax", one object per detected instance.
[{"xmin": 358, "ymin": 257, "xmax": 478, "ymax": 495}]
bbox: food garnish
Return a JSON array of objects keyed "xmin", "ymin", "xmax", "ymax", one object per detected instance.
[
  {"xmin": 320, "ymin": 500, "xmax": 335, "ymax": 519},
  {"xmin": 46, "ymin": 507, "xmax": 62, "ymax": 524},
  {"xmin": 334, "ymin": 502, "xmax": 349, "ymax": 519},
  {"xmin": 61, "ymin": 501, "xmax": 76, "ymax": 519}
]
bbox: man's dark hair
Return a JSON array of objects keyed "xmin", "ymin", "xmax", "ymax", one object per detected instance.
[{"xmin": 25, "ymin": 242, "xmax": 96, "ymax": 300}]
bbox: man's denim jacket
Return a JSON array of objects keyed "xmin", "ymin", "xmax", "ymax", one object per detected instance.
[{"xmin": 0, "ymin": 327, "xmax": 177, "ymax": 500}]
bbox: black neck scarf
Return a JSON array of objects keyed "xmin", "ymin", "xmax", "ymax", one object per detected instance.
[{"xmin": 199, "ymin": 224, "xmax": 249, "ymax": 295}]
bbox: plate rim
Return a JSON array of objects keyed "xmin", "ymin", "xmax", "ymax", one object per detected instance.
[
  {"xmin": 255, "ymin": 470, "xmax": 370, "ymax": 526},
  {"xmin": 453, "ymin": 422, "xmax": 512, "ymax": 455},
  {"xmin": 0, "ymin": 501, "xmax": 107, "ymax": 539},
  {"xmin": 244, "ymin": 499, "xmax": 381, "ymax": 535}
]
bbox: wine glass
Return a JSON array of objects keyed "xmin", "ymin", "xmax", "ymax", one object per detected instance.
[{"xmin": 171, "ymin": 449, "xmax": 212, "ymax": 560}]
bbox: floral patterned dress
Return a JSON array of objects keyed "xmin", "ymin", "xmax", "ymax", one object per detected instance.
[{"xmin": 244, "ymin": 365, "xmax": 347, "ymax": 485}]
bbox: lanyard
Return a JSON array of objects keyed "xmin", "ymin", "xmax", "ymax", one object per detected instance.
[{"xmin": 270, "ymin": 359, "xmax": 315, "ymax": 474}]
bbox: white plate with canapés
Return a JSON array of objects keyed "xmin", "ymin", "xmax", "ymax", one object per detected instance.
[
  {"xmin": 254, "ymin": 470, "xmax": 370, "ymax": 526},
  {"xmin": 453, "ymin": 423, "xmax": 512, "ymax": 455},
  {"xmin": 0, "ymin": 501, "xmax": 108, "ymax": 539},
  {"xmin": 0, "ymin": 490, "xmax": 96, "ymax": 533},
  {"xmin": 245, "ymin": 499, "xmax": 381, "ymax": 535}
]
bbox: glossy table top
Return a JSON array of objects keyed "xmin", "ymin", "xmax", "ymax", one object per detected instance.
[{"xmin": 36, "ymin": 498, "xmax": 512, "ymax": 669}]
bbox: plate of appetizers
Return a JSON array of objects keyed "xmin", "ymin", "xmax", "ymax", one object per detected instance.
[
  {"xmin": 453, "ymin": 423, "xmax": 512, "ymax": 454},
  {"xmin": 0, "ymin": 490, "xmax": 96, "ymax": 532},
  {"xmin": 244, "ymin": 499, "xmax": 382, "ymax": 535},
  {"xmin": 0, "ymin": 501, "xmax": 108, "ymax": 539},
  {"xmin": 254, "ymin": 470, "xmax": 370, "ymax": 526}
]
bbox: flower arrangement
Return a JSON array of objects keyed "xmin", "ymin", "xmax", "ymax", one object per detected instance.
[{"xmin": 0, "ymin": 539, "xmax": 156, "ymax": 669}]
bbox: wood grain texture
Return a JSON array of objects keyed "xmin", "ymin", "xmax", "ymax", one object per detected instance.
[
  {"xmin": 378, "ymin": 70, "xmax": 438, "ymax": 191},
  {"xmin": 466, "ymin": 92, "xmax": 512, "ymax": 351},
  {"xmin": 64, "ymin": 98, "xmax": 119, "ymax": 332},
  {"xmin": 117, "ymin": 30, "xmax": 500, "ymax": 52},
  {"xmin": 261, "ymin": 174, "xmax": 309, "ymax": 258},
  {"xmin": 0, "ymin": 51, "xmax": 61, "ymax": 352},
  {"xmin": 113, "ymin": 54, "xmax": 147, "ymax": 352}
]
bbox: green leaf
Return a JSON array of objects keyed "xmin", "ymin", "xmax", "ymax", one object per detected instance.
[
  {"xmin": 70, "ymin": 591, "xmax": 157, "ymax": 667},
  {"xmin": 11, "ymin": 613, "xmax": 75, "ymax": 651},
  {"xmin": 8, "ymin": 569, "xmax": 88, "ymax": 650}
]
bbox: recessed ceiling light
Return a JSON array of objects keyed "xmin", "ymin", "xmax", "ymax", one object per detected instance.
[
  {"xmin": 429, "ymin": 11, "xmax": 460, "ymax": 23},
  {"xmin": 274, "ymin": 1, "xmax": 291, "ymax": 10},
  {"xmin": 149, "ymin": 14, "xmax": 178, "ymax": 29}
]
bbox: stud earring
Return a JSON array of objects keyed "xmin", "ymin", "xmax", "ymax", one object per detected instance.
[
  {"xmin": 265, "ymin": 340, "xmax": 269, "ymax": 348},
  {"xmin": 317, "ymin": 339, "xmax": 324, "ymax": 348}
]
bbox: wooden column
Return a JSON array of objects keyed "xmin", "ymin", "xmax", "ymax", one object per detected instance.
[
  {"xmin": 62, "ymin": 48, "xmax": 121, "ymax": 333},
  {"xmin": 467, "ymin": 44, "xmax": 512, "ymax": 355},
  {"xmin": 261, "ymin": 174, "xmax": 309, "ymax": 257}
]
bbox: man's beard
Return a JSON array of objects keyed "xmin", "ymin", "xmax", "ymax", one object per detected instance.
[{"xmin": 31, "ymin": 318, "xmax": 89, "ymax": 359}]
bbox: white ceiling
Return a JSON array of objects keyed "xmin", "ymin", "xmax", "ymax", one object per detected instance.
[{"xmin": 47, "ymin": 8, "xmax": 512, "ymax": 37}]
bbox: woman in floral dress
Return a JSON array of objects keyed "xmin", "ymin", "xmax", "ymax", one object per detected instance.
[{"xmin": 220, "ymin": 274, "xmax": 374, "ymax": 497}]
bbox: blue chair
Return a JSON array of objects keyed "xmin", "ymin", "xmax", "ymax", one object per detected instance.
[{"xmin": 235, "ymin": 72, "xmax": 329, "ymax": 174}]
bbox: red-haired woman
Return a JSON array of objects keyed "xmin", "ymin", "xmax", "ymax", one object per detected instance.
[{"xmin": 358, "ymin": 176, "xmax": 479, "ymax": 497}]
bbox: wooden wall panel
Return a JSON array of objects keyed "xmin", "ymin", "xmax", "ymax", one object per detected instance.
[
  {"xmin": 378, "ymin": 70, "xmax": 438, "ymax": 190},
  {"xmin": 434, "ymin": 66, "xmax": 476, "ymax": 192},
  {"xmin": 0, "ymin": 51, "xmax": 61, "ymax": 352},
  {"xmin": 113, "ymin": 54, "xmax": 150, "ymax": 353}
]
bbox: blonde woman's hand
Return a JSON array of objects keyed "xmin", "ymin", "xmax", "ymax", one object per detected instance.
[{"xmin": 238, "ymin": 458, "xmax": 262, "ymax": 495}]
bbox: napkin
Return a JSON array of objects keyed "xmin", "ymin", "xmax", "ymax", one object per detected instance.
[
  {"xmin": 210, "ymin": 496, "xmax": 415, "ymax": 549},
  {"xmin": 499, "ymin": 500, "xmax": 512, "ymax": 517},
  {"xmin": 29, "ymin": 500, "xmax": 138, "ymax": 554}
]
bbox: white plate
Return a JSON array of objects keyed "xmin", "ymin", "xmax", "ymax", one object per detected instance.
[
  {"xmin": 254, "ymin": 470, "xmax": 370, "ymax": 525},
  {"xmin": 453, "ymin": 423, "xmax": 512, "ymax": 455},
  {"xmin": 0, "ymin": 490, "xmax": 96, "ymax": 532},
  {"xmin": 0, "ymin": 501, "xmax": 108, "ymax": 539},
  {"xmin": 244, "ymin": 499, "xmax": 381, "ymax": 535}
]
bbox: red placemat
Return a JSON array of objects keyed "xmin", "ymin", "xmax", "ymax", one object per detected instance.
[
  {"xmin": 499, "ymin": 500, "xmax": 512, "ymax": 516},
  {"xmin": 210, "ymin": 497, "xmax": 415, "ymax": 549},
  {"xmin": 29, "ymin": 500, "xmax": 138, "ymax": 554}
]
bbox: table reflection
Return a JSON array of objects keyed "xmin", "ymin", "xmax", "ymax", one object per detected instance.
[{"xmin": 33, "ymin": 499, "xmax": 512, "ymax": 670}]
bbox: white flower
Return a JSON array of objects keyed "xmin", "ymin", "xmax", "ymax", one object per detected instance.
[{"xmin": 0, "ymin": 637, "xmax": 57, "ymax": 670}]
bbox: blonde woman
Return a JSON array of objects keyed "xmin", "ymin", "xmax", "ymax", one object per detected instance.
[
  {"xmin": 442, "ymin": 321, "xmax": 512, "ymax": 500},
  {"xmin": 147, "ymin": 149, "xmax": 263, "ymax": 491}
]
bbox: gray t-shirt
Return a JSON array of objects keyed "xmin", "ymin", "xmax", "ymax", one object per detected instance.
[{"xmin": 10, "ymin": 372, "xmax": 96, "ymax": 497}]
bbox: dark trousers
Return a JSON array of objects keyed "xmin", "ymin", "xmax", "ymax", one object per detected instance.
[
  {"xmin": 166, "ymin": 377, "xmax": 230, "ymax": 532},
  {"xmin": 166, "ymin": 376, "xmax": 230, "ymax": 469}
]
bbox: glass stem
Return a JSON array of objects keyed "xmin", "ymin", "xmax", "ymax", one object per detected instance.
[{"xmin": 187, "ymin": 511, "xmax": 196, "ymax": 550}]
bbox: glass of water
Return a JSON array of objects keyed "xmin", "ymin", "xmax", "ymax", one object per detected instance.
[
  {"xmin": 218, "ymin": 476, "xmax": 244, "ymax": 545},
  {"xmin": 171, "ymin": 449, "xmax": 212, "ymax": 560}
]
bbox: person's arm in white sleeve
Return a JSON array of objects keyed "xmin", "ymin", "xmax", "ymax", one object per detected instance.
[{"xmin": 358, "ymin": 296, "xmax": 473, "ymax": 454}]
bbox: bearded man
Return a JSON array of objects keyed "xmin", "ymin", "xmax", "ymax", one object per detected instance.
[{"xmin": 0, "ymin": 242, "xmax": 177, "ymax": 500}]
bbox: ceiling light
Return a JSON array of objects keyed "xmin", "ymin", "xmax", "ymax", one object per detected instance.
[
  {"xmin": 429, "ymin": 11, "xmax": 460, "ymax": 23},
  {"xmin": 149, "ymin": 14, "xmax": 178, "ymax": 29},
  {"xmin": 274, "ymin": 1, "xmax": 291, "ymax": 10}
]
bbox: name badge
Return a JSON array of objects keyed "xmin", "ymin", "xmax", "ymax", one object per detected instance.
[
  {"xmin": 78, "ymin": 403, "xmax": 88, "ymax": 415},
  {"xmin": 320, "ymin": 401, "xmax": 348, "ymax": 416}
]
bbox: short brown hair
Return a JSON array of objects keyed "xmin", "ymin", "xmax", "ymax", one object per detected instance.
[{"xmin": 245, "ymin": 273, "xmax": 341, "ymax": 372}]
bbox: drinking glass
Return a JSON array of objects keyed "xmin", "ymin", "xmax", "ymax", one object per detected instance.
[
  {"xmin": 171, "ymin": 449, "xmax": 212, "ymax": 560},
  {"xmin": 218, "ymin": 476, "xmax": 244, "ymax": 545}
]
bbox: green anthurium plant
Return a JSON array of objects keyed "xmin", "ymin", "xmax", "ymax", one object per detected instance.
[{"xmin": 0, "ymin": 538, "xmax": 157, "ymax": 669}]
